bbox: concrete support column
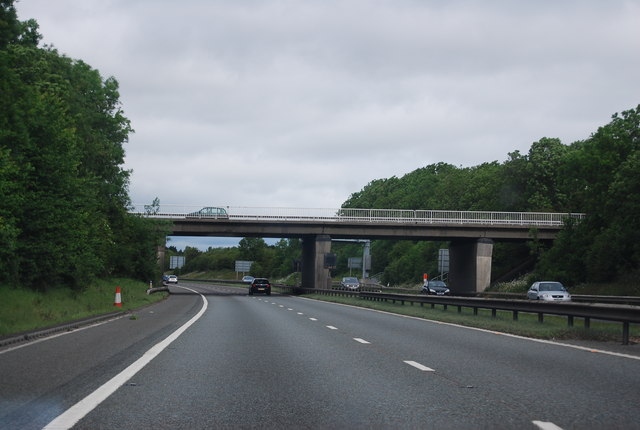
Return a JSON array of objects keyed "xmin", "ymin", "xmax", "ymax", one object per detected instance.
[
  {"xmin": 301, "ymin": 234, "xmax": 332, "ymax": 290},
  {"xmin": 448, "ymin": 239, "xmax": 494, "ymax": 294}
]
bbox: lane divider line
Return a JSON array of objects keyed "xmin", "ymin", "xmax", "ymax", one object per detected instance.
[
  {"xmin": 354, "ymin": 338, "xmax": 371, "ymax": 344},
  {"xmin": 404, "ymin": 360, "xmax": 435, "ymax": 372},
  {"xmin": 43, "ymin": 286, "xmax": 208, "ymax": 430},
  {"xmin": 326, "ymin": 325, "xmax": 338, "ymax": 330},
  {"xmin": 533, "ymin": 421, "xmax": 564, "ymax": 430},
  {"xmin": 295, "ymin": 296, "xmax": 640, "ymax": 361}
]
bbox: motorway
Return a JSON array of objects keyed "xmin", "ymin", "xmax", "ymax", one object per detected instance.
[{"xmin": 1, "ymin": 283, "xmax": 640, "ymax": 429}]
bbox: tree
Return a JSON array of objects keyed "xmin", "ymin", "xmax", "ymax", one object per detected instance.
[{"xmin": 0, "ymin": 2, "xmax": 143, "ymax": 290}]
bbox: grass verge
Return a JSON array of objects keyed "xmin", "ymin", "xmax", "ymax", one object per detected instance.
[
  {"xmin": 302, "ymin": 293, "xmax": 640, "ymax": 344},
  {"xmin": 0, "ymin": 278, "xmax": 168, "ymax": 337}
]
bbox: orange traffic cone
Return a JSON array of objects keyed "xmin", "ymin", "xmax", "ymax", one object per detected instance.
[{"xmin": 114, "ymin": 286, "xmax": 123, "ymax": 307}]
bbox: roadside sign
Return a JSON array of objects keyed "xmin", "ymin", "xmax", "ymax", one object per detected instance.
[
  {"xmin": 348, "ymin": 257, "xmax": 362, "ymax": 269},
  {"xmin": 170, "ymin": 256, "xmax": 185, "ymax": 269},
  {"xmin": 235, "ymin": 260, "xmax": 252, "ymax": 272},
  {"xmin": 438, "ymin": 249, "xmax": 449, "ymax": 274}
]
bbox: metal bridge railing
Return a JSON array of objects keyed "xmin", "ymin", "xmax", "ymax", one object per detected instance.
[{"xmin": 129, "ymin": 205, "xmax": 585, "ymax": 227}]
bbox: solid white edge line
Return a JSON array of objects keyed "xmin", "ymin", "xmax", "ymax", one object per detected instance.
[
  {"xmin": 42, "ymin": 286, "xmax": 208, "ymax": 430},
  {"xmin": 532, "ymin": 420, "xmax": 564, "ymax": 430},
  {"xmin": 404, "ymin": 360, "xmax": 435, "ymax": 372},
  {"xmin": 294, "ymin": 296, "xmax": 640, "ymax": 361},
  {"xmin": 0, "ymin": 315, "xmax": 125, "ymax": 356}
]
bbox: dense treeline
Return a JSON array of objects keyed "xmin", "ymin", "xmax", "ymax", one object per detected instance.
[
  {"xmin": 0, "ymin": 1, "xmax": 165, "ymax": 291},
  {"xmin": 342, "ymin": 108, "xmax": 640, "ymax": 286}
]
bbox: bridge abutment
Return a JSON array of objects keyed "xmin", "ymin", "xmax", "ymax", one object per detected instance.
[
  {"xmin": 449, "ymin": 239, "xmax": 493, "ymax": 294},
  {"xmin": 301, "ymin": 234, "xmax": 332, "ymax": 290}
]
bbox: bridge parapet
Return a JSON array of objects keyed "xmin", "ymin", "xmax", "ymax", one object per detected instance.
[{"xmin": 129, "ymin": 205, "xmax": 584, "ymax": 228}]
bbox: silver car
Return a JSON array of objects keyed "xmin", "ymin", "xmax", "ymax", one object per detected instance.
[
  {"xmin": 340, "ymin": 277, "xmax": 360, "ymax": 290},
  {"xmin": 527, "ymin": 281, "xmax": 571, "ymax": 301},
  {"xmin": 186, "ymin": 207, "xmax": 229, "ymax": 219}
]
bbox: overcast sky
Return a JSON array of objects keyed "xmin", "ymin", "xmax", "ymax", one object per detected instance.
[{"xmin": 15, "ymin": 0, "xmax": 640, "ymax": 249}]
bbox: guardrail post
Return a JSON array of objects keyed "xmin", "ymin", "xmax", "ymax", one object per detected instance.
[
  {"xmin": 568, "ymin": 315, "xmax": 574, "ymax": 327},
  {"xmin": 623, "ymin": 322, "xmax": 630, "ymax": 345},
  {"xmin": 513, "ymin": 310, "xmax": 518, "ymax": 321},
  {"xmin": 538, "ymin": 313, "xmax": 544, "ymax": 323},
  {"xmin": 584, "ymin": 317, "xmax": 590, "ymax": 329}
]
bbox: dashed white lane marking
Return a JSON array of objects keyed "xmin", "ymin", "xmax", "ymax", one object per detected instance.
[
  {"xmin": 309, "ymin": 318, "xmax": 318, "ymax": 321},
  {"xmin": 532, "ymin": 421, "xmax": 564, "ymax": 430},
  {"xmin": 287, "ymin": 308, "xmax": 293, "ymax": 311},
  {"xmin": 297, "ymin": 312, "xmax": 304, "ymax": 315},
  {"xmin": 43, "ymin": 285, "xmax": 208, "ymax": 430},
  {"xmin": 296, "ymin": 296, "xmax": 640, "ymax": 362},
  {"xmin": 326, "ymin": 325, "xmax": 338, "ymax": 330},
  {"xmin": 404, "ymin": 361, "xmax": 435, "ymax": 372},
  {"xmin": 279, "ymin": 305, "xmax": 284, "ymax": 308},
  {"xmin": 354, "ymin": 338, "xmax": 370, "ymax": 344}
]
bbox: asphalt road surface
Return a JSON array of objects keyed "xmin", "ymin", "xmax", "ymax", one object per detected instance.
[{"xmin": 1, "ymin": 282, "xmax": 639, "ymax": 429}]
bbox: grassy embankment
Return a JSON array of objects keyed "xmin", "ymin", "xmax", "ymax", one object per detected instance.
[
  {"xmin": 0, "ymin": 278, "xmax": 168, "ymax": 337},
  {"xmin": 300, "ymin": 293, "xmax": 640, "ymax": 343}
]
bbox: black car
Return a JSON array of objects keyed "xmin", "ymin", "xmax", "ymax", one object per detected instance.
[
  {"xmin": 421, "ymin": 280, "xmax": 450, "ymax": 295},
  {"xmin": 249, "ymin": 278, "xmax": 271, "ymax": 295}
]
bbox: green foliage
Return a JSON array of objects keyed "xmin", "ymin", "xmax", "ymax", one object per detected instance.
[
  {"xmin": 0, "ymin": 2, "xmax": 159, "ymax": 291},
  {"xmin": 342, "ymin": 106, "xmax": 640, "ymax": 287},
  {"xmin": 538, "ymin": 106, "xmax": 640, "ymax": 283}
]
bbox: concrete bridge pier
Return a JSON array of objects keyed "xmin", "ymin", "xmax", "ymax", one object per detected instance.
[
  {"xmin": 301, "ymin": 234, "xmax": 332, "ymax": 290},
  {"xmin": 448, "ymin": 238, "xmax": 494, "ymax": 294}
]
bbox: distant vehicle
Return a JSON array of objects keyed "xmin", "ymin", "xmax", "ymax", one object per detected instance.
[
  {"xmin": 340, "ymin": 277, "xmax": 360, "ymax": 290},
  {"xmin": 167, "ymin": 275, "xmax": 178, "ymax": 284},
  {"xmin": 422, "ymin": 280, "xmax": 450, "ymax": 295},
  {"xmin": 162, "ymin": 274, "xmax": 169, "ymax": 283},
  {"xmin": 242, "ymin": 276, "xmax": 255, "ymax": 283},
  {"xmin": 249, "ymin": 278, "xmax": 271, "ymax": 295},
  {"xmin": 186, "ymin": 207, "xmax": 229, "ymax": 219},
  {"xmin": 527, "ymin": 281, "xmax": 571, "ymax": 301}
]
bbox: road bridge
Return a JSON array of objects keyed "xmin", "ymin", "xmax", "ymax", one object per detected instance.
[{"xmin": 130, "ymin": 205, "xmax": 584, "ymax": 294}]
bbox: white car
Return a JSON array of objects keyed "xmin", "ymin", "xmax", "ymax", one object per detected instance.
[
  {"xmin": 167, "ymin": 275, "xmax": 178, "ymax": 284},
  {"xmin": 527, "ymin": 281, "xmax": 571, "ymax": 301}
]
